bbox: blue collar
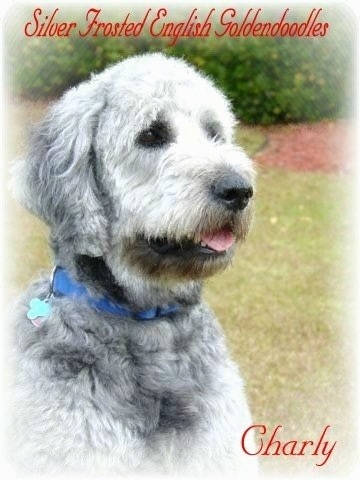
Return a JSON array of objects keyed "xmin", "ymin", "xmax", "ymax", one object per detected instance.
[{"xmin": 27, "ymin": 266, "xmax": 179, "ymax": 324}]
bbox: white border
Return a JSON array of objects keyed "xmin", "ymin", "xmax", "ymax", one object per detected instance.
[{"xmin": 1, "ymin": 1, "xmax": 358, "ymax": 479}]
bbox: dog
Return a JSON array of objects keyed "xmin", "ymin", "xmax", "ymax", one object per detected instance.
[{"xmin": 9, "ymin": 53, "xmax": 257, "ymax": 475}]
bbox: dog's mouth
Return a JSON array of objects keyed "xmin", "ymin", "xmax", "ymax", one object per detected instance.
[{"xmin": 148, "ymin": 226, "xmax": 235, "ymax": 256}]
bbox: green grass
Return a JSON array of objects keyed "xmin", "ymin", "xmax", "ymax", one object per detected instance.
[
  {"xmin": 4, "ymin": 100, "xmax": 51, "ymax": 297},
  {"xmin": 4, "ymin": 101, "xmax": 355, "ymax": 474},
  {"xmin": 236, "ymin": 126, "xmax": 267, "ymax": 157},
  {"xmin": 204, "ymin": 167, "xmax": 355, "ymax": 472}
]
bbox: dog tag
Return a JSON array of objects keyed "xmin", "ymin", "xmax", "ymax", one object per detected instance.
[{"xmin": 27, "ymin": 297, "xmax": 52, "ymax": 327}]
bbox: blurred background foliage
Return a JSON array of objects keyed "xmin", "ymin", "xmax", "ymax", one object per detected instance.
[
  {"xmin": 4, "ymin": 4, "xmax": 355, "ymax": 124},
  {"xmin": 3, "ymin": 3, "xmax": 357, "ymax": 474}
]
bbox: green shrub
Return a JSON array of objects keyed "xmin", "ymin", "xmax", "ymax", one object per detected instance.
[{"xmin": 4, "ymin": 6, "xmax": 354, "ymax": 124}]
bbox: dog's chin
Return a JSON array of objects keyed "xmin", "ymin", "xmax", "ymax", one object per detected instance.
[{"xmin": 121, "ymin": 226, "xmax": 243, "ymax": 280}]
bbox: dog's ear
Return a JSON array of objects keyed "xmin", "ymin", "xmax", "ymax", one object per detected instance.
[{"xmin": 11, "ymin": 81, "xmax": 109, "ymax": 256}]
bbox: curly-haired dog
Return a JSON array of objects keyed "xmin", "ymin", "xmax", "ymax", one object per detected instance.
[{"xmin": 10, "ymin": 53, "xmax": 257, "ymax": 475}]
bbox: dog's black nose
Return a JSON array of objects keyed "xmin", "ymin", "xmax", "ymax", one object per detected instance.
[{"xmin": 212, "ymin": 174, "xmax": 253, "ymax": 211}]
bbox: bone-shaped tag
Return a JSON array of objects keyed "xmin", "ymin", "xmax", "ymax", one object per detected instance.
[{"xmin": 27, "ymin": 298, "xmax": 51, "ymax": 327}]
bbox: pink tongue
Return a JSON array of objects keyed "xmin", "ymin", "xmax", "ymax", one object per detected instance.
[{"xmin": 201, "ymin": 228, "xmax": 235, "ymax": 252}]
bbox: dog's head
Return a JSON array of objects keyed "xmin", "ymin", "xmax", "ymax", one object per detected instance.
[{"xmin": 13, "ymin": 53, "xmax": 255, "ymax": 282}]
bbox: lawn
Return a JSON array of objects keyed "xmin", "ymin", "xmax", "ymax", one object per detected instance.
[{"xmin": 4, "ymin": 101, "xmax": 355, "ymax": 475}]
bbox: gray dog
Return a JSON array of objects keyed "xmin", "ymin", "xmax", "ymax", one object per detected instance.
[{"xmin": 10, "ymin": 53, "xmax": 257, "ymax": 476}]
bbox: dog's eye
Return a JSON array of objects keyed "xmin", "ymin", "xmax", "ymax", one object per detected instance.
[
  {"xmin": 204, "ymin": 122, "xmax": 225, "ymax": 143},
  {"xmin": 137, "ymin": 121, "xmax": 171, "ymax": 148}
]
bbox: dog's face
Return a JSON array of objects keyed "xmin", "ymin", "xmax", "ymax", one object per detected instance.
[{"xmin": 16, "ymin": 54, "xmax": 255, "ymax": 282}]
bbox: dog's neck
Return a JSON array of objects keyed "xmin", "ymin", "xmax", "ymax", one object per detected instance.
[
  {"xmin": 54, "ymin": 253, "xmax": 202, "ymax": 311},
  {"xmin": 75, "ymin": 255, "xmax": 127, "ymax": 302}
]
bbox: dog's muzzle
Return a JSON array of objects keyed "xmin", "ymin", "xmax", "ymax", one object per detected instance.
[{"xmin": 211, "ymin": 174, "xmax": 253, "ymax": 212}]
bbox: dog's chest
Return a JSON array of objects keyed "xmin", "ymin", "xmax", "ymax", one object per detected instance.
[
  {"xmin": 123, "ymin": 334, "xmax": 205, "ymax": 435},
  {"xmin": 114, "ymin": 327, "xmax": 207, "ymax": 435},
  {"xmin": 49, "ymin": 318, "xmax": 212, "ymax": 438}
]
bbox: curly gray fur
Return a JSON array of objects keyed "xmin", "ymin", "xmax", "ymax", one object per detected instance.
[{"xmin": 9, "ymin": 53, "xmax": 257, "ymax": 476}]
